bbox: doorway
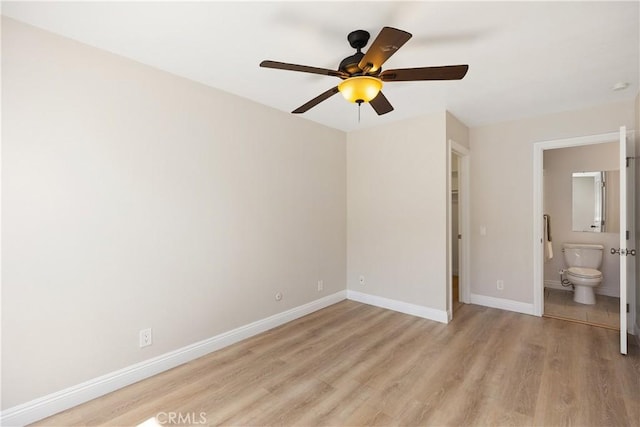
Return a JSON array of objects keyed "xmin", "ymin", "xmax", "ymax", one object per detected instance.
[
  {"xmin": 448, "ymin": 140, "xmax": 470, "ymax": 321},
  {"xmin": 533, "ymin": 128, "xmax": 636, "ymax": 354},
  {"xmin": 451, "ymin": 152, "xmax": 461, "ymax": 311},
  {"xmin": 541, "ymin": 142, "xmax": 621, "ymax": 330}
]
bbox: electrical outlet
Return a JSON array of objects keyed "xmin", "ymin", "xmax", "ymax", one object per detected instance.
[
  {"xmin": 275, "ymin": 292, "xmax": 283, "ymax": 301},
  {"xmin": 139, "ymin": 328, "xmax": 152, "ymax": 348},
  {"xmin": 359, "ymin": 275, "xmax": 365, "ymax": 285},
  {"xmin": 497, "ymin": 280, "xmax": 504, "ymax": 290},
  {"xmin": 317, "ymin": 280, "xmax": 324, "ymax": 292}
]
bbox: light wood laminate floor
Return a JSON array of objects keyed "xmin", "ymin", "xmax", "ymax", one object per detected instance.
[
  {"xmin": 544, "ymin": 287, "xmax": 620, "ymax": 330},
  {"xmin": 34, "ymin": 301, "xmax": 639, "ymax": 427}
]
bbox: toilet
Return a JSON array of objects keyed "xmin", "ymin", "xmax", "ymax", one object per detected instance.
[{"xmin": 562, "ymin": 243, "xmax": 604, "ymax": 305}]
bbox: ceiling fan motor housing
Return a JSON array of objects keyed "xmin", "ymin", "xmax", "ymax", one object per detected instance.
[
  {"xmin": 339, "ymin": 52, "xmax": 366, "ymax": 76},
  {"xmin": 340, "ymin": 30, "xmax": 380, "ymax": 76}
]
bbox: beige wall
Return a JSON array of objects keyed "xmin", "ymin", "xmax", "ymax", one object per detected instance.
[
  {"xmin": 2, "ymin": 18, "xmax": 346, "ymax": 409},
  {"xmin": 469, "ymin": 100, "xmax": 636, "ymax": 304},
  {"xmin": 446, "ymin": 111, "xmax": 470, "ymax": 150},
  {"xmin": 347, "ymin": 113, "xmax": 448, "ymax": 311},
  {"xmin": 543, "ymin": 142, "xmax": 620, "ymax": 296}
]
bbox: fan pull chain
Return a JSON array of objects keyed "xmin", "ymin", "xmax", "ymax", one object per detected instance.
[{"xmin": 357, "ymin": 100, "xmax": 362, "ymax": 123}]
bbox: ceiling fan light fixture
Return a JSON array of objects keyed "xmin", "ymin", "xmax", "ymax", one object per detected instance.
[{"xmin": 338, "ymin": 76, "xmax": 383, "ymax": 103}]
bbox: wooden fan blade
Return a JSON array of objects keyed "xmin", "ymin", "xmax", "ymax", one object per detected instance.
[
  {"xmin": 260, "ymin": 60, "xmax": 347, "ymax": 78},
  {"xmin": 292, "ymin": 87, "xmax": 340, "ymax": 114},
  {"xmin": 358, "ymin": 27, "xmax": 412, "ymax": 73},
  {"xmin": 369, "ymin": 91, "xmax": 394, "ymax": 115},
  {"xmin": 380, "ymin": 65, "xmax": 469, "ymax": 82}
]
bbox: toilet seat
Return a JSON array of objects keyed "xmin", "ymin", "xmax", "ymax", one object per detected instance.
[{"xmin": 567, "ymin": 267, "xmax": 602, "ymax": 279}]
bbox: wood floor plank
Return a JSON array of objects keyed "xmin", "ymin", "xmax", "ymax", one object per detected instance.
[
  {"xmin": 294, "ymin": 379, "xmax": 373, "ymax": 426},
  {"xmin": 33, "ymin": 301, "xmax": 640, "ymax": 427}
]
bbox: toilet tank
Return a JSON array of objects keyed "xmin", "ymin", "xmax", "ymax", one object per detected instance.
[{"xmin": 562, "ymin": 243, "xmax": 604, "ymax": 269}]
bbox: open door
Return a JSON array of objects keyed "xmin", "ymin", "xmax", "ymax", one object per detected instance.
[{"xmin": 616, "ymin": 126, "xmax": 636, "ymax": 355}]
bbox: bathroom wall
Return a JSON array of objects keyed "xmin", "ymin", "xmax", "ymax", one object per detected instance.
[{"xmin": 543, "ymin": 142, "xmax": 620, "ymax": 297}]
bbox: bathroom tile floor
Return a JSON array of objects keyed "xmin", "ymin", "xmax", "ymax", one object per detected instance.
[{"xmin": 543, "ymin": 287, "xmax": 620, "ymax": 330}]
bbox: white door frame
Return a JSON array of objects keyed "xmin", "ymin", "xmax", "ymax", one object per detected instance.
[
  {"xmin": 532, "ymin": 131, "xmax": 627, "ymax": 318},
  {"xmin": 619, "ymin": 126, "xmax": 637, "ymax": 353},
  {"xmin": 448, "ymin": 139, "xmax": 470, "ymax": 320}
]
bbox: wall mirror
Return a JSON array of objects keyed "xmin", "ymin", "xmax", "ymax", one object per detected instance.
[{"xmin": 572, "ymin": 170, "xmax": 619, "ymax": 233}]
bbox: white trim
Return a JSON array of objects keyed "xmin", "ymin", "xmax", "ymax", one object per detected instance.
[
  {"xmin": 0, "ymin": 291, "xmax": 347, "ymax": 427},
  {"xmin": 533, "ymin": 131, "xmax": 621, "ymax": 318},
  {"xmin": 447, "ymin": 142, "xmax": 453, "ymax": 318},
  {"xmin": 544, "ymin": 280, "xmax": 570, "ymax": 292},
  {"xmin": 544, "ymin": 280, "xmax": 620, "ymax": 298},
  {"xmin": 590, "ymin": 285, "xmax": 620, "ymax": 299},
  {"xmin": 624, "ymin": 128, "xmax": 637, "ymax": 337},
  {"xmin": 346, "ymin": 290, "xmax": 449, "ymax": 323},
  {"xmin": 469, "ymin": 293, "xmax": 535, "ymax": 316},
  {"xmin": 447, "ymin": 139, "xmax": 471, "ymax": 312},
  {"xmin": 533, "ymin": 142, "xmax": 544, "ymax": 316},
  {"xmin": 459, "ymin": 149, "xmax": 471, "ymax": 305}
]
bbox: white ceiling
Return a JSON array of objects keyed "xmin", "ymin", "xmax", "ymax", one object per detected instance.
[{"xmin": 3, "ymin": 1, "xmax": 639, "ymax": 132}]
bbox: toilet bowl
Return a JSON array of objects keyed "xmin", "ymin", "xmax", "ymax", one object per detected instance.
[{"xmin": 562, "ymin": 243, "xmax": 604, "ymax": 305}]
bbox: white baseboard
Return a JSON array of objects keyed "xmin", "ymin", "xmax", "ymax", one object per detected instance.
[
  {"xmin": 544, "ymin": 280, "xmax": 620, "ymax": 298},
  {"xmin": 469, "ymin": 293, "xmax": 535, "ymax": 316},
  {"xmin": 596, "ymin": 287, "xmax": 620, "ymax": 298},
  {"xmin": 543, "ymin": 280, "xmax": 570, "ymax": 291},
  {"xmin": 0, "ymin": 291, "xmax": 347, "ymax": 427},
  {"xmin": 346, "ymin": 290, "xmax": 449, "ymax": 324}
]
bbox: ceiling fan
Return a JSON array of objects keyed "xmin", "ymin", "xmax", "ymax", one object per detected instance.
[{"xmin": 260, "ymin": 27, "xmax": 469, "ymax": 116}]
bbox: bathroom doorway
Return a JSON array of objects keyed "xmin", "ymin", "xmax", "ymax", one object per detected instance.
[
  {"xmin": 541, "ymin": 142, "xmax": 621, "ymax": 330},
  {"xmin": 447, "ymin": 139, "xmax": 470, "ymax": 320},
  {"xmin": 533, "ymin": 127, "xmax": 636, "ymax": 354}
]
